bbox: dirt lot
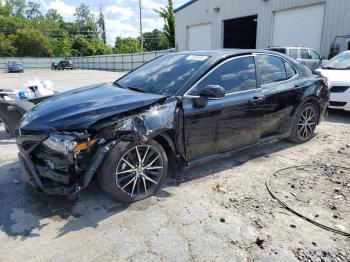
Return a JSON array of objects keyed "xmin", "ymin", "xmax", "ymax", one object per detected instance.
[{"xmin": 0, "ymin": 70, "xmax": 349, "ymax": 262}]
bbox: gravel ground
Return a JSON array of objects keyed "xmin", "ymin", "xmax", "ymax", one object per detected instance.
[{"xmin": 0, "ymin": 70, "xmax": 349, "ymax": 261}]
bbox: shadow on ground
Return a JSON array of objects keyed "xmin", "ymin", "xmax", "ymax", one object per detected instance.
[
  {"xmin": 325, "ymin": 109, "xmax": 350, "ymax": 124},
  {"xmin": 0, "ymin": 110, "xmax": 348, "ymax": 240},
  {"xmin": 0, "ymin": 140, "xmax": 294, "ymax": 240}
]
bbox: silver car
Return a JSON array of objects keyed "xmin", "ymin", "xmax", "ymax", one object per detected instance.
[{"xmin": 267, "ymin": 46, "xmax": 324, "ymax": 71}]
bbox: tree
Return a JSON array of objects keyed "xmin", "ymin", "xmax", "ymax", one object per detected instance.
[
  {"xmin": 74, "ymin": 3, "xmax": 98, "ymax": 38},
  {"xmin": 71, "ymin": 36, "xmax": 94, "ymax": 56},
  {"xmin": 52, "ymin": 32, "xmax": 71, "ymax": 57},
  {"xmin": 0, "ymin": 33, "xmax": 17, "ymax": 56},
  {"xmin": 26, "ymin": 1, "xmax": 42, "ymax": 19},
  {"xmin": 12, "ymin": 29, "xmax": 53, "ymax": 56},
  {"xmin": 143, "ymin": 29, "xmax": 169, "ymax": 51},
  {"xmin": 8, "ymin": 0, "xmax": 26, "ymax": 17},
  {"xmin": 114, "ymin": 37, "xmax": 142, "ymax": 54},
  {"xmin": 154, "ymin": 0, "xmax": 175, "ymax": 48},
  {"xmin": 46, "ymin": 8, "xmax": 63, "ymax": 22},
  {"xmin": 98, "ymin": 7, "xmax": 107, "ymax": 44},
  {"xmin": 0, "ymin": 1, "xmax": 13, "ymax": 16}
]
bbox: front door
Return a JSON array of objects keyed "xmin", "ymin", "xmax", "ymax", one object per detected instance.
[{"xmin": 183, "ymin": 56, "xmax": 266, "ymax": 160}]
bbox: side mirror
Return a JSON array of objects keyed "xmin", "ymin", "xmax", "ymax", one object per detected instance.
[{"xmin": 198, "ymin": 85, "xmax": 225, "ymax": 99}]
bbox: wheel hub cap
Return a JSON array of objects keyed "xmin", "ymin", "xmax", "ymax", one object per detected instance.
[
  {"xmin": 297, "ymin": 106, "xmax": 316, "ymax": 141},
  {"xmin": 115, "ymin": 145, "xmax": 163, "ymax": 197}
]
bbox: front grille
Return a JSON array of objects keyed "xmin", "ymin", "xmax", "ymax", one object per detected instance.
[
  {"xmin": 330, "ymin": 101, "xmax": 347, "ymax": 107},
  {"xmin": 331, "ymin": 86, "xmax": 349, "ymax": 93}
]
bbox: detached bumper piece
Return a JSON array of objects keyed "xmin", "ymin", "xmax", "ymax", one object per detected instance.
[{"xmin": 17, "ymin": 131, "xmax": 113, "ymax": 196}]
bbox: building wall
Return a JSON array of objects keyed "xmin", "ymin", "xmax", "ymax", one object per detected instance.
[{"xmin": 175, "ymin": 0, "xmax": 350, "ymax": 56}]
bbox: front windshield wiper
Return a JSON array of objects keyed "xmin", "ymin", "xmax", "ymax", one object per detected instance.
[
  {"xmin": 113, "ymin": 82, "xmax": 148, "ymax": 93},
  {"xmin": 126, "ymin": 86, "xmax": 148, "ymax": 93}
]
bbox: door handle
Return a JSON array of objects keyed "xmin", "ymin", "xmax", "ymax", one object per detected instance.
[{"xmin": 249, "ymin": 96, "xmax": 265, "ymax": 105}]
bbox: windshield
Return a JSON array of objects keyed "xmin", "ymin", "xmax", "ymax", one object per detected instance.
[
  {"xmin": 322, "ymin": 52, "xmax": 350, "ymax": 70},
  {"xmin": 116, "ymin": 53, "xmax": 210, "ymax": 96}
]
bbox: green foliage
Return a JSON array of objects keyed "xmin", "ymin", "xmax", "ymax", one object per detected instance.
[
  {"xmin": 143, "ymin": 29, "xmax": 169, "ymax": 51},
  {"xmin": 154, "ymin": 0, "xmax": 175, "ymax": 48},
  {"xmin": 26, "ymin": 1, "xmax": 42, "ymax": 19},
  {"xmin": 52, "ymin": 32, "xmax": 71, "ymax": 57},
  {"xmin": 114, "ymin": 37, "xmax": 142, "ymax": 54},
  {"xmin": 45, "ymin": 9, "xmax": 63, "ymax": 22},
  {"xmin": 98, "ymin": 7, "xmax": 106, "ymax": 44},
  {"xmin": 0, "ymin": 0, "xmax": 171, "ymax": 57},
  {"xmin": 0, "ymin": 33, "xmax": 17, "ymax": 56},
  {"xmin": 11, "ymin": 29, "xmax": 53, "ymax": 56}
]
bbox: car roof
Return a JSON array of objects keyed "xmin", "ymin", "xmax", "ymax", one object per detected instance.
[{"xmin": 173, "ymin": 49, "xmax": 285, "ymax": 60}]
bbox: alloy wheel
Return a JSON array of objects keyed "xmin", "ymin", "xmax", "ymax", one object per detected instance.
[
  {"xmin": 297, "ymin": 106, "xmax": 316, "ymax": 141},
  {"xmin": 115, "ymin": 145, "xmax": 164, "ymax": 197}
]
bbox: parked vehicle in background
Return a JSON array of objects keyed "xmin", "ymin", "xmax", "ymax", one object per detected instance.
[
  {"xmin": 267, "ymin": 46, "xmax": 323, "ymax": 71},
  {"xmin": 7, "ymin": 61, "xmax": 24, "ymax": 73},
  {"xmin": 316, "ymin": 51, "xmax": 350, "ymax": 111},
  {"xmin": 51, "ymin": 60, "xmax": 74, "ymax": 70},
  {"xmin": 16, "ymin": 50, "xmax": 329, "ymax": 203}
]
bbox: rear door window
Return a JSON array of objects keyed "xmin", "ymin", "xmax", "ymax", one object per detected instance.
[
  {"xmin": 194, "ymin": 56, "xmax": 257, "ymax": 94},
  {"xmin": 256, "ymin": 55, "xmax": 287, "ymax": 85},
  {"xmin": 288, "ymin": 49, "xmax": 299, "ymax": 59},
  {"xmin": 301, "ymin": 49, "xmax": 312, "ymax": 59}
]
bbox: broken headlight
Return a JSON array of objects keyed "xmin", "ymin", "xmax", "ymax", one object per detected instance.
[{"xmin": 42, "ymin": 132, "xmax": 96, "ymax": 156}]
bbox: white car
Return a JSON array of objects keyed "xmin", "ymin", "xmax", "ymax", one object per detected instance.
[{"xmin": 316, "ymin": 51, "xmax": 350, "ymax": 111}]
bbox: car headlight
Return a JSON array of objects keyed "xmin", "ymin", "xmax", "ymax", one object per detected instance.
[{"xmin": 42, "ymin": 132, "xmax": 96, "ymax": 156}]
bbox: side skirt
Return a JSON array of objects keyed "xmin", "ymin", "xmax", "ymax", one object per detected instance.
[{"xmin": 184, "ymin": 134, "xmax": 288, "ymax": 170}]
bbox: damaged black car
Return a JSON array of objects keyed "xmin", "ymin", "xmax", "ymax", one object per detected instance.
[{"xmin": 16, "ymin": 50, "xmax": 329, "ymax": 203}]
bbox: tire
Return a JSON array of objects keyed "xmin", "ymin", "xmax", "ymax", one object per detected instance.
[
  {"xmin": 288, "ymin": 102, "xmax": 319, "ymax": 143},
  {"xmin": 98, "ymin": 139, "xmax": 168, "ymax": 203}
]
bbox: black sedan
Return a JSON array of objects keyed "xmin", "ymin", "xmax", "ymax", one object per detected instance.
[
  {"xmin": 16, "ymin": 50, "xmax": 329, "ymax": 202},
  {"xmin": 51, "ymin": 60, "xmax": 74, "ymax": 70}
]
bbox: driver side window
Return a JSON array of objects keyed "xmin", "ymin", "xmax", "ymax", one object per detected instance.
[{"xmin": 193, "ymin": 56, "xmax": 257, "ymax": 95}]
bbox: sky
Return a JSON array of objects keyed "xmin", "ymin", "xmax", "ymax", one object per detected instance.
[{"xmin": 33, "ymin": 0, "xmax": 189, "ymax": 45}]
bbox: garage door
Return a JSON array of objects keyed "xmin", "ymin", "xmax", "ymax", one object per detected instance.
[
  {"xmin": 188, "ymin": 24, "xmax": 212, "ymax": 51},
  {"xmin": 272, "ymin": 4, "xmax": 325, "ymax": 52}
]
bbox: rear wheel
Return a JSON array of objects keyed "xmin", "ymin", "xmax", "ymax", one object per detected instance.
[
  {"xmin": 98, "ymin": 140, "xmax": 168, "ymax": 203},
  {"xmin": 288, "ymin": 102, "xmax": 319, "ymax": 143}
]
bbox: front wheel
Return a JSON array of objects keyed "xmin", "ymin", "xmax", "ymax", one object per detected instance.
[
  {"xmin": 288, "ymin": 102, "xmax": 319, "ymax": 143},
  {"xmin": 98, "ymin": 140, "xmax": 168, "ymax": 203}
]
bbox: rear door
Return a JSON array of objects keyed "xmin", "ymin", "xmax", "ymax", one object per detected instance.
[
  {"xmin": 183, "ymin": 56, "xmax": 266, "ymax": 160},
  {"xmin": 254, "ymin": 54, "xmax": 300, "ymax": 138}
]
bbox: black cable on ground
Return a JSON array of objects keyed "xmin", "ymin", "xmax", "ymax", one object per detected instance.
[{"xmin": 266, "ymin": 164, "xmax": 350, "ymax": 237}]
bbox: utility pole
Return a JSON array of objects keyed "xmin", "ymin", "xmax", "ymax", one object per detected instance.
[{"xmin": 139, "ymin": 0, "xmax": 143, "ymax": 51}]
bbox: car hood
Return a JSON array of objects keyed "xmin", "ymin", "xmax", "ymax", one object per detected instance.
[
  {"xmin": 316, "ymin": 68, "xmax": 350, "ymax": 83},
  {"xmin": 21, "ymin": 83, "xmax": 166, "ymax": 131}
]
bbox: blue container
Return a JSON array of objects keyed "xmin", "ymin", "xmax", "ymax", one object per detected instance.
[{"xmin": 18, "ymin": 91, "xmax": 28, "ymax": 99}]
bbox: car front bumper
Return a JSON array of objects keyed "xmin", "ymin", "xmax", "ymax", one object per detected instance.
[
  {"xmin": 329, "ymin": 84, "xmax": 350, "ymax": 111},
  {"xmin": 16, "ymin": 129, "xmax": 113, "ymax": 196}
]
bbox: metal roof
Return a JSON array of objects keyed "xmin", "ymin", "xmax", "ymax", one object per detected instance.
[{"xmin": 174, "ymin": 0, "xmax": 198, "ymax": 13}]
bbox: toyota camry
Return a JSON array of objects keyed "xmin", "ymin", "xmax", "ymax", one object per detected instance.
[{"xmin": 16, "ymin": 50, "xmax": 329, "ymax": 202}]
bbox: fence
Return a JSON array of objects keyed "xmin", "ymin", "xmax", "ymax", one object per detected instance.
[
  {"xmin": 0, "ymin": 49, "xmax": 173, "ymax": 72},
  {"xmin": 0, "ymin": 57, "xmax": 64, "ymax": 70},
  {"xmin": 68, "ymin": 49, "xmax": 172, "ymax": 71}
]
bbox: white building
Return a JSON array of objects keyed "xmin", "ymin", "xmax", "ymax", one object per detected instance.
[{"xmin": 174, "ymin": 0, "xmax": 350, "ymax": 57}]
